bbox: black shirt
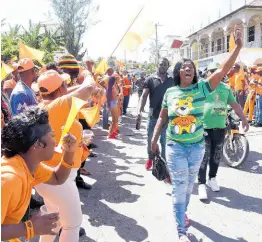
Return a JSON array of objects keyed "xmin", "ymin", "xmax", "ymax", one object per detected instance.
[{"xmin": 143, "ymin": 73, "xmax": 174, "ymax": 119}]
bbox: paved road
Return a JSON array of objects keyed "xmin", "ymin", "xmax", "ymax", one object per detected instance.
[
  {"xmin": 27, "ymin": 93, "xmax": 262, "ymax": 242},
  {"xmin": 78, "ymin": 94, "xmax": 262, "ymax": 242}
]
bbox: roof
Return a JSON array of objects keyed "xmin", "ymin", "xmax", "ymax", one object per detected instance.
[{"xmin": 187, "ymin": 1, "xmax": 262, "ymax": 38}]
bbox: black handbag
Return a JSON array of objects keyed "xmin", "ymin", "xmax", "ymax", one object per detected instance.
[{"xmin": 152, "ymin": 154, "xmax": 170, "ymax": 181}]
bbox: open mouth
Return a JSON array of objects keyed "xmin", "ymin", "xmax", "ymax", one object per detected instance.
[{"xmin": 185, "ymin": 73, "xmax": 192, "ymax": 78}]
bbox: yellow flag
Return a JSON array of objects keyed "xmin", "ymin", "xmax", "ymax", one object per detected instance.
[
  {"xmin": 122, "ymin": 21, "xmax": 154, "ymax": 52},
  {"xmin": 95, "ymin": 59, "xmax": 108, "ymax": 74},
  {"xmin": 80, "ymin": 104, "xmax": 101, "ymax": 128},
  {"xmin": 229, "ymin": 33, "xmax": 236, "ymax": 53},
  {"xmin": 19, "ymin": 41, "xmax": 45, "ymax": 64},
  {"xmin": 55, "ymin": 97, "xmax": 86, "ymax": 153},
  {"xmin": 1, "ymin": 63, "xmax": 14, "ymax": 81},
  {"xmin": 122, "ymin": 32, "xmax": 143, "ymax": 52}
]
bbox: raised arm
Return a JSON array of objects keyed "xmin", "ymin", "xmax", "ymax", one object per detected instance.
[
  {"xmin": 45, "ymin": 134, "xmax": 77, "ymax": 185},
  {"xmin": 208, "ymin": 27, "xmax": 243, "ymax": 90},
  {"xmin": 66, "ymin": 75, "xmax": 96, "ymax": 106}
]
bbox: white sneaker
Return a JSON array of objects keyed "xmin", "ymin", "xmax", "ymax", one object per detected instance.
[
  {"xmin": 208, "ymin": 178, "xmax": 220, "ymax": 192},
  {"xmin": 198, "ymin": 184, "xmax": 208, "ymax": 200},
  {"xmin": 179, "ymin": 234, "xmax": 191, "ymax": 242}
]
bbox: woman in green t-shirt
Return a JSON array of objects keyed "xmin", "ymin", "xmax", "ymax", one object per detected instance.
[{"xmin": 151, "ymin": 27, "xmax": 243, "ymax": 242}]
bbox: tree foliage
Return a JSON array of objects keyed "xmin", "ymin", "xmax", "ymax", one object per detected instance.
[
  {"xmin": 1, "ymin": 21, "xmax": 64, "ymax": 63},
  {"xmin": 51, "ymin": 0, "xmax": 98, "ymax": 60}
]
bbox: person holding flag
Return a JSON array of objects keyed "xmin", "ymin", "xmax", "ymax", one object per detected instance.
[{"xmin": 34, "ymin": 69, "xmax": 96, "ymax": 242}]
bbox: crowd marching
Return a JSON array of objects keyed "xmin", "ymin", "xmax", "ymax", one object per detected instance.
[{"xmin": 1, "ymin": 26, "xmax": 262, "ymax": 242}]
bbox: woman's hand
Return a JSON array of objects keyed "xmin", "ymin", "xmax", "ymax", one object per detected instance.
[
  {"xmin": 234, "ymin": 25, "xmax": 243, "ymax": 48},
  {"xmin": 151, "ymin": 140, "xmax": 159, "ymax": 154},
  {"xmin": 31, "ymin": 212, "xmax": 60, "ymax": 236},
  {"xmin": 62, "ymin": 133, "xmax": 77, "ymax": 153},
  {"xmin": 242, "ymin": 118, "xmax": 249, "ymax": 133}
]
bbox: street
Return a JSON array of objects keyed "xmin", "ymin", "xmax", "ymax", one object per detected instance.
[{"xmin": 78, "ymin": 94, "xmax": 262, "ymax": 242}]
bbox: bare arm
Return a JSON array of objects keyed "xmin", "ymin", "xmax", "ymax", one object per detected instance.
[
  {"xmin": 208, "ymin": 28, "xmax": 242, "ymax": 90},
  {"xmin": 45, "ymin": 134, "xmax": 77, "ymax": 185},
  {"xmin": 67, "ymin": 85, "xmax": 80, "ymax": 94},
  {"xmin": 44, "ymin": 151, "xmax": 74, "ymax": 185},
  {"xmin": 151, "ymin": 109, "xmax": 169, "ymax": 143},
  {"xmin": 138, "ymin": 88, "xmax": 149, "ymax": 114},
  {"xmin": 230, "ymin": 102, "xmax": 249, "ymax": 132},
  {"xmin": 66, "ymin": 76, "xmax": 96, "ymax": 106},
  {"xmin": 1, "ymin": 223, "xmax": 26, "ymax": 241}
]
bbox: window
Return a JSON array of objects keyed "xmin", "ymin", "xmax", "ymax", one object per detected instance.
[
  {"xmin": 211, "ymin": 41, "xmax": 215, "ymax": 53},
  {"xmin": 227, "ymin": 35, "xmax": 230, "ymax": 52},
  {"xmin": 217, "ymin": 39, "xmax": 222, "ymax": 51},
  {"xmin": 248, "ymin": 26, "xmax": 255, "ymax": 42}
]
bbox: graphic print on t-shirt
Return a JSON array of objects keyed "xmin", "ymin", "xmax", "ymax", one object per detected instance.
[
  {"xmin": 211, "ymin": 91, "xmax": 227, "ymax": 118},
  {"xmin": 171, "ymin": 96, "xmax": 197, "ymax": 135}
]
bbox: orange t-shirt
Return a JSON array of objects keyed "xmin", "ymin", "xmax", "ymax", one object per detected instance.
[
  {"xmin": 1, "ymin": 155, "xmax": 52, "ymax": 225},
  {"xmin": 40, "ymin": 96, "xmax": 83, "ymax": 168},
  {"xmin": 234, "ymin": 73, "xmax": 245, "ymax": 91},
  {"xmin": 3, "ymin": 79, "xmax": 16, "ymax": 90},
  {"xmin": 123, "ymin": 77, "xmax": 131, "ymax": 96}
]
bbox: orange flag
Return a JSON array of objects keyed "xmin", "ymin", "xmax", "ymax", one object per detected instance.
[{"xmin": 80, "ymin": 104, "xmax": 101, "ymax": 128}]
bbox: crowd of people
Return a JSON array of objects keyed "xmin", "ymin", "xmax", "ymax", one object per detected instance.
[{"xmin": 1, "ymin": 26, "xmax": 261, "ymax": 242}]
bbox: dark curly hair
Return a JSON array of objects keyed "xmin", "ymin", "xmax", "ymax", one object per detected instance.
[
  {"xmin": 2, "ymin": 106, "xmax": 50, "ymax": 158},
  {"xmin": 173, "ymin": 58, "xmax": 198, "ymax": 86}
]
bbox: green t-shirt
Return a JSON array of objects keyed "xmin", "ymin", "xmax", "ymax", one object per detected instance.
[
  {"xmin": 162, "ymin": 79, "xmax": 213, "ymax": 145},
  {"xmin": 203, "ymin": 82, "xmax": 236, "ymax": 129}
]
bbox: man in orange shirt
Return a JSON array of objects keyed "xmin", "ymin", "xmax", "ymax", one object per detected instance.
[
  {"xmin": 234, "ymin": 63, "xmax": 245, "ymax": 108},
  {"xmin": 1, "ymin": 106, "xmax": 77, "ymax": 241},
  {"xmin": 122, "ymin": 71, "xmax": 132, "ymax": 115}
]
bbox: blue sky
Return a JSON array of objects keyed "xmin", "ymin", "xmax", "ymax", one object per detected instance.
[{"xmin": 1, "ymin": 0, "xmax": 248, "ymax": 61}]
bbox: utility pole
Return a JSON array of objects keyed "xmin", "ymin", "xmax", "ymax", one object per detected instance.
[
  {"xmin": 229, "ymin": 0, "xmax": 232, "ymax": 12},
  {"xmin": 155, "ymin": 23, "xmax": 159, "ymax": 67}
]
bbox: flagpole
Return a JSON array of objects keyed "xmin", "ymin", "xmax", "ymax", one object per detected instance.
[{"xmin": 108, "ymin": 5, "xmax": 145, "ymax": 58}]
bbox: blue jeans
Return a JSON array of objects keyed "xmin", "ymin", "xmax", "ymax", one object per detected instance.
[
  {"xmin": 147, "ymin": 118, "xmax": 166, "ymax": 160},
  {"xmin": 166, "ymin": 141, "xmax": 205, "ymax": 236},
  {"xmin": 256, "ymin": 94, "xmax": 262, "ymax": 123},
  {"xmin": 123, "ymin": 95, "xmax": 130, "ymax": 115}
]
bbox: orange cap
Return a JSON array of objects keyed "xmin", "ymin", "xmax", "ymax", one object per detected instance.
[
  {"xmin": 17, "ymin": 58, "xmax": 34, "ymax": 72},
  {"xmin": 38, "ymin": 70, "xmax": 64, "ymax": 94}
]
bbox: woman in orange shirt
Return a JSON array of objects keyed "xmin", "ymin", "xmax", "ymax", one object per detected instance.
[
  {"xmin": 1, "ymin": 106, "xmax": 77, "ymax": 241},
  {"xmin": 34, "ymin": 70, "xmax": 96, "ymax": 242}
]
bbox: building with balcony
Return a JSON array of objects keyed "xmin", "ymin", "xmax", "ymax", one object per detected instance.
[{"xmin": 181, "ymin": 0, "xmax": 262, "ymax": 70}]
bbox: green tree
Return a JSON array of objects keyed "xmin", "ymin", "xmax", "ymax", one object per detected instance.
[
  {"xmin": 1, "ymin": 24, "xmax": 21, "ymax": 59},
  {"xmin": 51, "ymin": 0, "xmax": 99, "ymax": 60}
]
